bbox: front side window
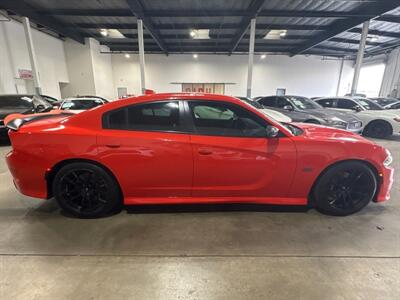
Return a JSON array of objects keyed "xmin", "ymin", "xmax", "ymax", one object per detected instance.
[
  {"xmin": 188, "ymin": 101, "xmax": 267, "ymax": 137},
  {"xmin": 317, "ymin": 98, "xmax": 335, "ymax": 108},
  {"xmin": 276, "ymin": 97, "xmax": 291, "ymax": 108},
  {"xmin": 337, "ymin": 99, "xmax": 358, "ymax": 109},
  {"xmin": 104, "ymin": 101, "xmax": 181, "ymax": 132}
]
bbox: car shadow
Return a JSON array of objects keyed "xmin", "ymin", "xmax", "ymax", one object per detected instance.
[{"xmin": 125, "ymin": 203, "xmax": 310, "ymax": 215}]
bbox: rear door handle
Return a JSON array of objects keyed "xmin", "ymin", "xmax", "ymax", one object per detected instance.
[
  {"xmin": 198, "ymin": 149, "xmax": 213, "ymax": 155},
  {"xmin": 105, "ymin": 143, "xmax": 121, "ymax": 148}
]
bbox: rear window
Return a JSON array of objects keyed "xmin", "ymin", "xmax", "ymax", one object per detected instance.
[
  {"xmin": 0, "ymin": 95, "xmax": 33, "ymax": 108},
  {"xmin": 61, "ymin": 99, "xmax": 103, "ymax": 110}
]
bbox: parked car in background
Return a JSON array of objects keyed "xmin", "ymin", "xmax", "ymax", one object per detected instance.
[
  {"xmin": 236, "ymin": 96, "xmax": 292, "ymax": 123},
  {"xmin": 0, "ymin": 94, "xmax": 52, "ymax": 135},
  {"xmin": 370, "ymin": 97, "xmax": 400, "ymax": 110},
  {"xmin": 314, "ymin": 97, "xmax": 400, "ymax": 138},
  {"xmin": 5, "ymin": 93, "xmax": 393, "ymax": 218},
  {"xmin": 60, "ymin": 97, "xmax": 107, "ymax": 113},
  {"xmin": 76, "ymin": 95, "xmax": 110, "ymax": 102},
  {"xmin": 256, "ymin": 95, "xmax": 363, "ymax": 133}
]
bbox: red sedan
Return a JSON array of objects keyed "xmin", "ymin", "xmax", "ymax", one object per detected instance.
[{"xmin": 5, "ymin": 93, "xmax": 394, "ymax": 218}]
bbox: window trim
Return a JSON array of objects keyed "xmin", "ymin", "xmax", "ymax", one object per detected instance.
[
  {"xmin": 184, "ymin": 99, "xmax": 280, "ymax": 138},
  {"xmin": 102, "ymin": 100, "xmax": 192, "ymax": 134}
]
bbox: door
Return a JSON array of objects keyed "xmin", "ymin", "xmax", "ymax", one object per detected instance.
[
  {"xmin": 186, "ymin": 100, "xmax": 297, "ymax": 199},
  {"xmin": 336, "ymin": 98, "xmax": 361, "ymax": 112},
  {"xmin": 97, "ymin": 100, "xmax": 193, "ymax": 199}
]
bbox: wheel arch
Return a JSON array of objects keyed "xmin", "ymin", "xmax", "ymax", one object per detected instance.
[
  {"xmin": 46, "ymin": 158, "xmax": 123, "ymax": 200},
  {"xmin": 308, "ymin": 159, "xmax": 380, "ymax": 206}
]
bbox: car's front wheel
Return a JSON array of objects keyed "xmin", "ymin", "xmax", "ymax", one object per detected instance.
[
  {"xmin": 53, "ymin": 162, "xmax": 121, "ymax": 218},
  {"xmin": 313, "ymin": 161, "xmax": 377, "ymax": 216},
  {"xmin": 363, "ymin": 120, "xmax": 392, "ymax": 139}
]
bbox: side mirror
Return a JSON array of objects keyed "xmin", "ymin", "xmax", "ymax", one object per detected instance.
[
  {"xmin": 266, "ymin": 125, "xmax": 279, "ymax": 138},
  {"xmin": 283, "ymin": 105, "xmax": 294, "ymax": 111}
]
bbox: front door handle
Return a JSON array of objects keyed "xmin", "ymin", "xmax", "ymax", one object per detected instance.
[
  {"xmin": 105, "ymin": 143, "xmax": 121, "ymax": 148},
  {"xmin": 198, "ymin": 149, "xmax": 213, "ymax": 155}
]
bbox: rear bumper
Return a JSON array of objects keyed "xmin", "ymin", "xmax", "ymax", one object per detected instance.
[
  {"xmin": 376, "ymin": 166, "xmax": 394, "ymax": 202},
  {"xmin": 6, "ymin": 150, "xmax": 48, "ymax": 199}
]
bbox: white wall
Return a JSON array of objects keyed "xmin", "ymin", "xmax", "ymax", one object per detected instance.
[
  {"xmin": 111, "ymin": 53, "xmax": 354, "ymax": 98},
  {"xmin": 380, "ymin": 47, "xmax": 400, "ymax": 97},
  {"xmin": 0, "ymin": 19, "xmax": 68, "ymax": 98}
]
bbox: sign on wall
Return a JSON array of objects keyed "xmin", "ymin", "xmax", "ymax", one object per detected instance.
[
  {"xmin": 182, "ymin": 83, "xmax": 226, "ymax": 94},
  {"xmin": 18, "ymin": 69, "xmax": 33, "ymax": 80}
]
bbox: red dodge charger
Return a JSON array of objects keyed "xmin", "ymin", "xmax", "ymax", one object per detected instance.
[{"xmin": 5, "ymin": 93, "xmax": 394, "ymax": 218}]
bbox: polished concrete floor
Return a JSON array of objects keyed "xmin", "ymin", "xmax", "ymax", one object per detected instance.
[{"xmin": 0, "ymin": 136, "xmax": 399, "ymax": 299}]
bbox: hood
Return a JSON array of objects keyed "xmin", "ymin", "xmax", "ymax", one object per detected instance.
[
  {"xmin": 301, "ymin": 108, "xmax": 361, "ymax": 123},
  {"xmin": 259, "ymin": 108, "xmax": 292, "ymax": 123},
  {"xmin": 0, "ymin": 107, "xmax": 33, "ymax": 120},
  {"xmin": 293, "ymin": 122, "xmax": 374, "ymax": 144}
]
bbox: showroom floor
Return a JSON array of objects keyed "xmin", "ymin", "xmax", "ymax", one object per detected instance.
[{"xmin": 0, "ymin": 137, "xmax": 399, "ymax": 300}]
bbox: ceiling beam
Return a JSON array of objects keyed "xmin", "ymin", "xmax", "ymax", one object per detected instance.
[
  {"xmin": 329, "ymin": 37, "xmax": 382, "ymax": 46},
  {"xmin": 37, "ymin": 8, "xmax": 393, "ymax": 19},
  {"xmin": 0, "ymin": 0, "xmax": 85, "ymax": 43},
  {"xmin": 74, "ymin": 22, "xmax": 327, "ymax": 30},
  {"xmin": 229, "ymin": 0, "xmax": 267, "ymax": 53},
  {"xmin": 348, "ymin": 28, "xmax": 400, "ymax": 39},
  {"xmin": 375, "ymin": 14, "xmax": 400, "ymax": 23},
  {"xmin": 290, "ymin": 0, "xmax": 400, "ymax": 56},
  {"xmin": 125, "ymin": 0, "xmax": 168, "ymax": 54}
]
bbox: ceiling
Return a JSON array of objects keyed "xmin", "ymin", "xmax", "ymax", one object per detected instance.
[{"xmin": 1, "ymin": 0, "xmax": 400, "ymax": 58}]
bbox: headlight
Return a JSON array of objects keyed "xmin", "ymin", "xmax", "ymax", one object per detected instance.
[
  {"xmin": 383, "ymin": 150, "xmax": 393, "ymax": 167},
  {"xmin": 325, "ymin": 117, "xmax": 347, "ymax": 128}
]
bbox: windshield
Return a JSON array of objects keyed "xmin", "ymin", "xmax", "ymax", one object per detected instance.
[
  {"xmin": 356, "ymin": 98, "xmax": 384, "ymax": 110},
  {"xmin": 371, "ymin": 98, "xmax": 398, "ymax": 106},
  {"xmin": 61, "ymin": 99, "xmax": 104, "ymax": 110},
  {"xmin": 287, "ymin": 96, "xmax": 322, "ymax": 110}
]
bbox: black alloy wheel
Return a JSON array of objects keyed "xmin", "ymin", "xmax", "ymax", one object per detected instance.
[
  {"xmin": 53, "ymin": 162, "xmax": 121, "ymax": 218},
  {"xmin": 313, "ymin": 161, "xmax": 377, "ymax": 216},
  {"xmin": 363, "ymin": 121, "xmax": 392, "ymax": 139}
]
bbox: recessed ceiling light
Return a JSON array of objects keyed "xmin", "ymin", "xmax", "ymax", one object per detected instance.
[
  {"xmin": 190, "ymin": 30, "xmax": 197, "ymax": 37},
  {"xmin": 100, "ymin": 29, "xmax": 108, "ymax": 37},
  {"xmin": 125, "ymin": 53, "xmax": 131, "ymax": 58},
  {"xmin": 279, "ymin": 30, "xmax": 287, "ymax": 37},
  {"xmin": 193, "ymin": 53, "xmax": 198, "ymax": 59},
  {"xmin": 368, "ymin": 35, "xmax": 379, "ymax": 42},
  {"xmin": 261, "ymin": 54, "xmax": 266, "ymax": 59},
  {"xmin": 190, "ymin": 29, "xmax": 210, "ymax": 39}
]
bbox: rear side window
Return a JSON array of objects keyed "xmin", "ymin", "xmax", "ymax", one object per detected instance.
[
  {"xmin": 276, "ymin": 97, "xmax": 290, "ymax": 108},
  {"xmin": 0, "ymin": 96, "xmax": 33, "ymax": 108},
  {"xmin": 103, "ymin": 101, "xmax": 181, "ymax": 132},
  {"xmin": 317, "ymin": 98, "xmax": 335, "ymax": 108}
]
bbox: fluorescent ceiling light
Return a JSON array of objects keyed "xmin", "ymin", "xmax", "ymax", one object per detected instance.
[
  {"xmin": 367, "ymin": 35, "xmax": 379, "ymax": 42},
  {"xmin": 100, "ymin": 29, "xmax": 108, "ymax": 37},
  {"xmin": 125, "ymin": 53, "xmax": 131, "ymax": 58},
  {"xmin": 193, "ymin": 54, "xmax": 198, "ymax": 59},
  {"xmin": 190, "ymin": 29, "xmax": 210, "ymax": 39},
  {"xmin": 261, "ymin": 54, "xmax": 266, "ymax": 59},
  {"xmin": 264, "ymin": 29, "xmax": 287, "ymax": 40},
  {"xmin": 107, "ymin": 29, "xmax": 125, "ymax": 39}
]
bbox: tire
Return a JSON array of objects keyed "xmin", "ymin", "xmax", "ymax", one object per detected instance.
[
  {"xmin": 53, "ymin": 162, "xmax": 121, "ymax": 218},
  {"xmin": 313, "ymin": 161, "xmax": 377, "ymax": 216},
  {"xmin": 363, "ymin": 120, "xmax": 392, "ymax": 139}
]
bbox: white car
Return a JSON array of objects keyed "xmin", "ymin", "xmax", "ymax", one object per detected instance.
[
  {"xmin": 314, "ymin": 97, "xmax": 400, "ymax": 138},
  {"xmin": 236, "ymin": 97, "xmax": 292, "ymax": 123},
  {"xmin": 60, "ymin": 97, "xmax": 106, "ymax": 114}
]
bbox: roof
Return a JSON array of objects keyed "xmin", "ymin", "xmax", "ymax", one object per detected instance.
[{"xmin": 1, "ymin": 0, "xmax": 399, "ymax": 58}]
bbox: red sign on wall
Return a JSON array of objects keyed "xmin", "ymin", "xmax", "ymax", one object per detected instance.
[{"xmin": 18, "ymin": 69, "xmax": 33, "ymax": 80}]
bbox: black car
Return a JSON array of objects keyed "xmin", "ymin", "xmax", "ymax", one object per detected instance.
[
  {"xmin": 0, "ymin": 94, "xmax": 53, "ymax": 134},
  {"xmin": 256, "ymin": 95, "xmax": 363, "ymax": 133}
]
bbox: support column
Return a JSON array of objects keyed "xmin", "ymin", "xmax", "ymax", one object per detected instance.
[
  {"xmin": 246, "ymin": 18, "xmax": 256, "ymax": 98},
  {"xmin": 351, "ymin": 21, "xmax": 369, "ymax": 96},
  {"xmin": 137, "ymin": 19, "xmax": 146, "ymax": 94},
  {"xmin": 336, "ymin": 57, "xmax": 345, "ymax": 96},
  {"xmin": 22, "ymin": 17, "xmax": 42, "ymax": 95}
]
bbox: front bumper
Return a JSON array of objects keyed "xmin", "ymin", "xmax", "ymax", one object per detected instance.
[{"xmin": 376, "ymin": 166, "xmax": 394, "ymax": 202}]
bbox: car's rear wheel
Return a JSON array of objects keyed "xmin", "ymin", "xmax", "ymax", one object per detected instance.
[
  {"xmin": 363, "ymin": 120, "xmax": 392, "ymax": 138},
  {"xmin": 313, "ymin": 161, "xmax": 377, "ymax": 216},
  {"xmin": 53, "ymin": 162, "xmax": 121, "ymax": 218}
]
